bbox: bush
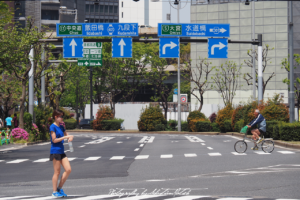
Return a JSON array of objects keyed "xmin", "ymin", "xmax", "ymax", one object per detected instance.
[
  {"xmin": 224, "ymin": 120, "xmax": 233, "ymax": 132},
  {"xmin": 209, "ymin": 112, "xmax": 217, "ymax": 123},
  {"xmin": 181, "ymin": 121, "xmax": 188, "ymax": 131},
  {"xmin": 232, "ymin": 105, "xmax": 246, "ymax": 131},
  {"xmin": 64, "ymin": 118, "xmax": 77, "ymax": 130},
  {"xmin": 23, "ymin": 112, "xmax": 33, "ymax": 130},
  {"xmin": 265, "ymin": 121, "xmax": 281, "ymax": 138},
  {"xmin": 11, "ymin": 128, "xmax": 29, "ymax": 141},
  {"xmin": 34, "ymin": 105, "xmax": 53, "ymax": 137},
  {"xmin": 261, "ymin": 94, "xmax": 289, "ymax": 122},
  {"xmin": 187, "ymin": 111, "xmax": 207, "ymax": 132},
  {"xmin": 234, "ymin": 119, "xmax": 245, "ymax": 133},
  {"xmin": 60, "ymin": 107, "xmax": 71, "ymax": 119},
  {"xmin": 93, "ymin": 105, "xmax": 114, "ymax": 130},
  {"xmin": 168, "ymin": 120, "xmax": 178, "ymax": 129},
  {"xmin": 216, "ymin": 104, "xmax": 234, "ymax": 132},
  {"xmin": 138, "ymin": 106, "xmax": 167, "ymax": 131},
  {"xmin": 210, "ymin": 122, "xmax": 220, "ymax": 132},
  {"xmin": 155, "ymin": 124, "xmax": 165, "ymax": 131},
  {"xmin": 70, "ymin": 113, "xmax": 75, "ymax": 118},
  {"xmin": 101, "ymin": 119, "xmax": 124, "ymax": 130},
  {"xmin": 195, "ymin": 121, "xmax": 211, "ymax": 132},
  {"xmin": 278, "ymin": 122, "xmax": 300, "ymax": 141}
]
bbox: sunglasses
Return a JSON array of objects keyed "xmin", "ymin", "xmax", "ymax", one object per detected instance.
[{"xmin": 58, "ymin": 116, "xmax": 64, "ymax": 119}]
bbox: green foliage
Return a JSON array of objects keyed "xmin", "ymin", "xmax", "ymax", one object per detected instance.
[
  {"xmin": 167, "ymin": 81, "xmax": 191, "ymax": 102},
  {"xmin": 187, "ymin": 111, "xmax": 207, "ymax": 131},
  {"xmin": 181, "ymin": 121, "xmax": 188, "ymax": 132},
  {"xmin": 34, "ymin": 105, "xmax": 53, "ymax": 138},
  {"xmin": 235, "ymin": 119, "xmax": 245, "ymax": 133},
  {"xmin": 276, "ymin": 122, "xmax": 300, "ymax": 141},
  {"xmin": 195, "ymin": 121, "xmax": 211, "ymax": 132},
  {"xmin": 224, "ymin": 120, "xmax": 233, "ymax": 132},
  {"xmin": 232, "ymin": 105, "xmax": 246, "ymax": 131},
  {"xmin": 101, "ymin": 119, "xmax": 124, "ymax": 130},
  {"xmin": 64, "ymin": 118, "xmax": 77, "ymax": 130},
  {"xmin": 23, "ymin": 112, "xmax": 33, "ymax": 130},
  {"xmin": 261, "ymin": 94, "xmax": 289, "ymax": 122},
  {"xmin": 138, "ymin": 106, "xmax": 167, "ymax": 131},
  {"xmin": 93, "ymin": 105, "xmax": 114, "ymax": 130},
  {"xmin": 216, "ymin": 104, "xmax": 234, "ymax": 132},
  {"xmin": 166, "ymin": 120, "xmax": 177, "ymax": 131},
  {"xmin": 266, "ymin": 121, "xmax": 281, "ymax": 139},
  {"xmin": 210, "ymin": 122, "xmax": 220, "ymax": 132},
  {"xmin": 154, "ymin": 124, "xmax": 165, "ymax": 131}
]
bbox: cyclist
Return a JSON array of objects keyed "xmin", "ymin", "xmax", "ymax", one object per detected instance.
[{"xmin": 247, "ymin": 109, "xmax": 266, "ymax": 150}]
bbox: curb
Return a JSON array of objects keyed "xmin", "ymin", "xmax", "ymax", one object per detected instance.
[{"xmin": 25, "ymin": 140, "xmax": 51, "ymax": 146}]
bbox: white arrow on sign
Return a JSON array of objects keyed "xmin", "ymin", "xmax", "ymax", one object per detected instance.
[
  {"xmin": 162, "ymin": 42, "xmax": 177, "ymax": 54},
  {"xmin": 211, "ymin": 42, "xmax": 226, "ymax": 55},
  {"xmin": 220, "ymin": 28, "xmax": 227, "ymax": 33},
  {"xmin": 118, "ymin": 39, "xmax": 126, "ymax": 56},
  {"xmin": 69, "ymin": 39, "xmax": 77, "ymax": 56}
]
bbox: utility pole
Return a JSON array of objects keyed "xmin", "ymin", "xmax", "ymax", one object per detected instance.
[
  {"xmin": 177, "ymin": 1, "xmax": 181, "ymax": 132},
  {"xmin": 258, "ymin": 34, "xmax": 263, "ymax": 103},
  {"xmin": 252, "ymin": 1, "xmax": 256, "ymax": 101},
  {"xmin": 90, "ymin": 67, "xmax": 93, "ymax": 120},
  {"xmin": 29, "ymin": 47, "xmax": 34, "ymax": 121},
  {"xmin": 289, "ymin": 1, "xmax": 295, "ymax": 122}
]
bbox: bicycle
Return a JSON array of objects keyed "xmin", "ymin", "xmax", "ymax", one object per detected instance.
[{"xmin": 234, "ymin": 127, "xmax": 274, "ymax": 153}]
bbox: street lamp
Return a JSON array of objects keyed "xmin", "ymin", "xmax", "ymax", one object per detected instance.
[{"xmin": 59, "ymin": 6, "xmax": 78, "ymax": 23}]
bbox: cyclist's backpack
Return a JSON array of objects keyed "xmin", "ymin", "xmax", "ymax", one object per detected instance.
[{"xmin": 240, "ymin": 125, "xmax": 248, "ymax": 134}]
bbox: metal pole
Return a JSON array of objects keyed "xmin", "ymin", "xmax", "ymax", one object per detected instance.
[
  {"xmin": 289, "ymin": 1, "xmax": 295, "ymax": 123},
  {"xmin": 258, "ymin": 34, "xmax": 263, "ymax": 103},
  {"xmin": 41, "ymin": 46, "xmax": 45, "ymax": 105},
  {"xmin": 75, "ymin": 9, "xmax": 78, "ymax": 23},
  {"xmin": 252, "ymin": 1, "xmax": 256, "ymax": 101},
  {"xmin": 177, "ymin": 1, "xmax": 181, "ymax": 132},
  {"xmin": 90, "ymin": 67, "xmax": 93, "ymax": 120},
  {"xmin": 29, "ymin": 47, "xmax": 34, "ymax": 121}
]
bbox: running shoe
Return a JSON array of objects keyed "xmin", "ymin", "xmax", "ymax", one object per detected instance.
[
  {"xmin": 251, "ymin": 146, "xmax": 259, "ymax": 150},
  {"xmin": 58, "ymin": 188, "xmax": 67, "ymax": 197},
  {"xmin": 52, "ymin": 191, "xmax": 63, "ymax": 198}
]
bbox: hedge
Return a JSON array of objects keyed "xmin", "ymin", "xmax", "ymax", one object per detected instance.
[
  {"xmin": 277, "ymin": 122, "xmax": 300, "ymax": 141},
  {"xmin": 102, "ymin": 119, "xmax": 124, "ymax": 130},
  {"xmin": 265, "ymin": 121, "xmax": 281, "ymax": 139},
  {"xmin": 181, "ymin": 121, "xmax": 188, "ymax": 131},
  {"xmin": 234, "ymin": 119, "xmax": 245, "ymax": 133},
  {"xmin": 64, "ymin": 118, "xmax": 77, "ymax": 130},
  {"xmin": 195, "ymin": 121, "xmax": 211, "ymax": 132},
  {"xmin": 224, "ymin": 120, "xmax": 233, "ymax": 132},
  {"xmin": 211, "ymin": 123, "xmax": 220, "ymax": 132},
  {"xmin": 155, "ymin": 124, "xmax": 165, "ymax": 131}
]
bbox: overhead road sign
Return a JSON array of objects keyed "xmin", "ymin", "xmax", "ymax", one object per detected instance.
[
  {"xmin": 159, "ymin": 38, "xmax": 180, "ymax": 58},
  {"xmin": 63, "ymin": 38, "xmax": 83, "ymax": 58},
  {"xmin": 158, "ymin": 23, "xmax": 230, "ymax": 38},
  {"xmin": 112, "ymin": 38, "xmax": 132, "ymax": 58},
  {"xmin": 78, "ymin": 42, "xmax": 102, "ymax": 67},
  {"xmin": 57, "ymin": 23, "xmax": 139, "ymax": 37},
  {"xmin": 208, "ymin": 38, "xmax": 228, "ymax": 59}
]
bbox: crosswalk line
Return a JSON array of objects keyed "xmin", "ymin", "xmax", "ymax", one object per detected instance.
[
  {"xmin": 0, "ymin": 196, "xmax": 38, "ymax": 200},
  {"xmin": 84, "ymin": 157, "xmax": 101, "ymax": 161},
  {"xmin": 110, "ymin": 156, "xmax": 125, "ymax": 160},
  {"xmin": 135, "ymin": 155, "xmax": 149, "ymax": 159},
  {"xmin": 140, "ymin": 144, "xmax": 144, "ymax": 147},
  {"xmin": 232, "ymin": 152, "xmax": 247, "ymax": 155},
  {"xmin": 115, "ymin": 195, "xmax": 163, "ymax": 200},
  {"xmin": 185, "ymin": 136, "xmax": 205, "ymax": 143},
  {"xmin": 217, "ymin": 198, "xmax": 252, "ymax": 200},
  {"xmin": 148, "ymin": 136, "xmax": 155, "ymax": 143},
  {"xmin": 207, "ymin": 147, "xmax": 213, "ymax": 150},
  {"xmin": 7, "ymin": 159, "xmax": 28, "ymax": 164},
  {"xmin": 134, "ymin": 148, "xmax": 139, "ymax": 151},
  {"xmin": 68, "ymin": 157, "xmax": 77, "ymax": 161},
  {"xmin": 277, "ymin": 151, "xmax": 295, "ymax": 154},
  {"xmin": 85, "ymin": 137, "xmax": 114, "ymax": 144},
  {"xmin": 138, "ymin": 136, "xmax": 148, "ymax": 143},
  {"xmin": 72, "ymin": 195, "xmax": 117, "ymax": 200},
  {"xmin": 208, "ymin": 153, "xmax": 221, "ymax": 156},
  {"xmin": 79, "ymin": 145, "xmax": 85, "ymax": 148},
  {"xmin": 201, "ymin": 143, "xmax": 205, "ymax": 145},
  {"xmin": 254, "ymin": 152, "xmax": 271, "ymax": 155},
  {"xmin": 184, "ymin": 154, "xmax": 197, "ymax": 157},
  {"xmin": 0, "ymin": 160, "xmax": 4, "ymax": 162},
  {"xmin": 33, "ymin": 158, "xmax": 49, "ymax": 163},
  {"xmin": 161, "ymin": 154, "xmax": 173, "ymax": 158},
  {"xmin": 166, "ymin": 196, "xmax": 209, "ymax": 200}
]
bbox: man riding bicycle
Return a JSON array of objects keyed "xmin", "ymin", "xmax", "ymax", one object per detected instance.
[{"xmin": 247, "ymin": 109, "xmax": 266, "ymax": 150}]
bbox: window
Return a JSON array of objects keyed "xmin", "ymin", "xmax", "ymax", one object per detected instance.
[
  {"xmin": 41, "ymin": 10, "xmax": 59, "ymax": 20},
  {"xmin": 95, "ymin": 5, "xmax": 99, "ymax": 12},
  {"xmin": 100, "ymin": 19, "xmax": 104, "ymax": 22},
  {"xmin": 109, "ymin": 19, "xmax": 114, "ymax": 23},
  {"xmin": 122, "ymin": 1, "xmax": 123, "ymax": 7},
  {"xmin": 109, "ymin": 6, "xmax": 113, "ymax": 14},
  {"xmin": 90, "ymin": 18, "xmax": 94, "ymax": 23},
  {"xmin": 105, "ymin": 6, "xmax": 108, "ymax": 13},
  {"xmin": 95, "ymin": 19, "xmax": 99, "ymax": 22},
  {"xmin": 122, "ymin": 12, "xmax": 123, "ymax": 18},
  {"xmin": 167, "ymin": 14, "xmax": 170, "ymax": 20},
  {"xmin": 90, "ymin": 5, "xmax": 94, "ymax": 13},
  {"xmin": 100, "ymin": 5, "xmax": 104, "ymax": 13},
  {"xmin": 114, "ymin": 19, "xmax": 118, "ymax": 22},
  {"xmin": 114, "ymin": 6, "xmax": 118, "ymax": 14},
  {"xmin": 85, "ymin": 5, "xmax": 89, "ymax": 13}
]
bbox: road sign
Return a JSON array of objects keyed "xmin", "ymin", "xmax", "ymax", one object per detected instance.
[
  {"xmin": 78, "ymin": 42, "xmax": 102, "ymax": 67},
  {"xmin": 57, "ymin": 23, "xmax": 138, "ymax": 37},
  {"xmin": 181, "ymin": 96, "xmax": 187, "ymax": 103},
  {"xmin": 208, "ymin": 38, "xmax": 228, "ymax": 59},
  {"xmin": 159, "ymin": 38, "xmax": 179, "ymax": 58},
  {"xmin": 112, "ymin": 38, "xmax": 132, "ymax": 58},
  {"xmin": 63, "ymin": 38, "xmax": 83, "ymax": 58},
  {"xmin": 158, "ymin": 23, "xmax": 230, "ymax": 38}
]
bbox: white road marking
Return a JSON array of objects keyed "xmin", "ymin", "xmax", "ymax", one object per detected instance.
[
  {"xmin": 185, "ymin": 136, "xmax": 205, "ymax": 142},
  {"xmin": 135, "ymin": 155, "xmax": 149, "ymax": 159},
  {"xmin": 201, "ymin": 143, "xmax": 205, "ymax": 145},
  {"xmin": 148, "ymin": 136, "xmax": 155, "ymax": 143},
  {"xmin": 23, "ymin": 196, "xmax": 55, "ymax": 200},
  {"xmin": 0, "ymin": 196, "xmax": 39, "ymax": 200},
  {"xmin": 138, "ymin": 136, "xmax": 148, "ymax": 143},
  {"xmin": 127, "ymin": 137, "xmax": 130, "ymax": 139},
  {"xmin": 208, "ymin": 153, "xmax": 221, "ymax": 156},
  {"xmin": 185, "ymin": 154, "xmax": 197, "ymax": 157},
  {"xmin": 146, "ymin": 180, "xmax": 166, "ymax": 182},
  {"xmin": 140, "ymin": 144, "xmax": 144, "ymax": 147},
  {"xmin": 207, "ymin": 147, "xmax": 213, "ymax": 150},
  {"xmin": 217, "ymin": 198, "xmax": 252, "ymax": 200},
  {"xmin": 117, "ymin": 141, "xmax": 123, "ymax": 143},
  {"xmin": 84, "ymin": 157, "xmax": 101, "ymax": 161},
  {"xmin": 79, "ymin": 145, "xmax": 85, "ymax": 148},
  {"xmin": 134, "ymin": 148, "xmax": 139, "ymax": 151},
  {"xmin": 166, "ymin": 196, "xmax": 209, "ymax": 200},
  {"xmin": 67, "ymin": 157, "xmax": 77, "ymax": 161},
  {"xmin": 0, "ymin": 160, "xmax": 4, "ymax": 162},
  {"xmin": 37, "ymin": 142, "xmax": 50, "ymax": 145},
  {"xmin": 115, "ymin": 195, "xmax": 163, "ymax": 199},
  {"xmin": 138, "ymin": 136, "xmax": 155, "ymax": 143},
  {"xmin": 71, "ymin": 195, "xmax": 118, "ymax": 200},
  {"xmin": 85, "ymin": 137, "xmax": 114, "ymax": 144},
  {"xmin": 110, "ymin": 156, "xmax": 125, "ymax": 160},
  {"xmin": 277, "ymin": 151, "xmax": 295, "ymax": 154},
  {"xmin": 232, "ymin": 152, "xmax": 247, "ymax": 155},
  {"xmin": 0, "ymin": 147, "xmax": 15, "ymax": 152},
  {"xmin": 7, "ymin": 159, "xmax": 28, "ymax": 164},
  {"xmin": 161, "ymin": 154, "xmax": 173, "ymax": 158},
  {"xmin": 33, "ymin": 158, "xmax": 49, "ymax": 163},
  {"xmin": 64, "ymin": 150, "xmax": 70, "ymax": 152},
  {"xmin": 254, "ymin": 152, "xmax": 271, "ymax": 155}
]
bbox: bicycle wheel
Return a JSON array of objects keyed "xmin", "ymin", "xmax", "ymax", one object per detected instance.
[
  {"xmin": 261, "ymin": 140, "xmax": 274, "ymax": 153},
  {"xmin": 234, "ymin": 140, "xmax": 247, "ymax": 153}
]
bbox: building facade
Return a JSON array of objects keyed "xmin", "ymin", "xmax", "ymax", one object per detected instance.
[
  {"xmin": 190, "ymin": 1, "xmax": 291, "ymax": 105},
  {"xmin": 85, "ymin": 0, "xmax": 119, "ymax": 23}
]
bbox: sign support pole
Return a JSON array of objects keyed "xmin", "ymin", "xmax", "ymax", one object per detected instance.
[
  {"xmin": 177, "ymin": 2, "xmax": 181, "ymax": 132},
  {"xmin": 252, "ymin": 1, "xmax": 256, "ymax": 101},
  {"xmin": 90, "ymin": 67, "xmax": 93, "ymax": 120},
  {"xmin": 258, "ymin": 34, "xmax": 263, "ymax": 104},
  {"xmin": 289, "ymin": 1, "xmax": 295, "ymax": 122},
  {"xmin": 41, "ymin": 45, "xmax": 45, "ymax": 105},
  {"xmin": 29, "ymin": 47, "xmax": 34, "ymax": 122}
]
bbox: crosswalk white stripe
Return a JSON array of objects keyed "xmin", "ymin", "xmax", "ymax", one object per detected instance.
[
  {"xmin": 166, "ymin": 196, "xmax": 209, "ymax": 200},
  {"xmin": 161, "ymin": 154, "xmax": 173, "ymax": 158},
  {"xmin": 277, "ymin": 151, "xmax": 295, "ymax": 154},
  {"xmin": 208, "ymin": 153, "xmax": 221, "ymax": 156},
  {"xmin": 71, "ymin": 195, "xmax": 118, "ymax": 200},
  {"xmin": 184, "ymin": 154, "xmax": 197, "ymax": 157},
  {"xmin": 134, "ymin": 148, "xmax": 139, "ymax": 151},
  {"xmin": 217, "ymin": 198, "xmax": 252, "ymax": 200},
  {"xmin": 68, "ymin": 157, "xmax": 77, "ymax": 161},
  {"xmin": 185, "ymin": 136, "xmax": 205, "ymax": 143},
  {"xmin": 25, "ymin": 196, "xmax": 56, "ymax": 200},
  {"xmin": 79, "ymin": 145, "xmax": 85, "ymax": 148},
  {"xmin": 37, "ymin": 142, "xmax": 50, "ymax": 145},
  {"xmin": 7, "ymin": 159, "xmax": 28, "ymax": 164},
  {"xmin": 148, "ymin": 136, "xmax": 155, "ymax": 143},
  {"xmin": 201, "ymin": 143, "xmax": 205, "ymax": 145},
  {"xmin": 114, "ymin": 195, "xmax": 163, "ymax": 200},
  {"xmin": 0, "ymin": 196, "xmax": 37, "ymax": 200},
  {"xmin": 140, "ymin": 144, "xmax": 144, "ymax": 147},
  {"xmin": 84, "ymin": 157, "xmax": 101, "ymax": 161},
  {"xmin": 0, "ymin": 160, "xmax": 4, "ymax": 162},
  {"xmin": 138, "ymin": 136, "xmax": 148, "ymax": 143},
  {"xmin": 207, "ymin": 147, "xmax": 213, "ymax": 150},
  {"xmin": 110, "ymin": 156, "xmax": 125, "ymax": 160},
  {"xmin": 135, "ymin": 155, "xmax": 149, "ymax": 159},
  {"xmin": 254, "ymin": 152, "xmax": 271, "ymax": 155},
  {"xmin": 232, "ymin": 152, "xmax": 247, "ymax": 155},
  {"xmin": 33, "ymin": 158, "xmax": 49, "ymax": 163}
]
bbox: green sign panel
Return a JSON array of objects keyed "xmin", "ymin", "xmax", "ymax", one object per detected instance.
[
  {"xmin": 58, "ymin": 24, "xmax": 82, "ymax": 35},
  {"xmin": 78, "ymin": 42, "xmax": 102, "ymax": 67},
  {"xmin": 161, "ymin": 25, "xmax": 182, "ymax": 36}
]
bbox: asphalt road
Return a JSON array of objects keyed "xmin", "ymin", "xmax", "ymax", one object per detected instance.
[{"xmin": 0, "ymin": 133, "xmax": 299, "ymax": 200}]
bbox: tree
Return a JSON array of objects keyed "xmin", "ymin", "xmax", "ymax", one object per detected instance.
[
  {"xmin": 243, "ymin": 45, "xmax": 276, "ymax": 97},
  {"xmin": 182, "ymin": 58, "xmax": 214, "ymax": 111},
  {"xmin": 211, "ymin": 61, "xmax": 242, "ymax": 105},
  {"xmin": 167, "ymin": 81, "xmax": 191, "ymax": 102},
  {"xmin": 0, "ymin": 17, "xmax": 49, "ymax": 129}
]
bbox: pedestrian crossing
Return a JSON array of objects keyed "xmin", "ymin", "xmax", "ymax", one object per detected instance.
[
  {"xmin": 0, "ymin": 150, "xmax": 297, "ymax": 164},
  {"xmin": 0, "ymin": 195, "xmax": 298, "ymax": 200}
]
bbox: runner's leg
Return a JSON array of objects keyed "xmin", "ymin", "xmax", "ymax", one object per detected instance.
[
  {"xmin": 58, "ymin": 157, "xmax": 72, "ymax": 188},
  {"xmin": 52, "ymin": 158, "xmax": 61, "ymax": 192}
]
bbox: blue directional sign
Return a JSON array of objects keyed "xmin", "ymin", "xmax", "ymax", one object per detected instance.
[
  {"xmin": 57, "ymin": 23, "xmax": 139, "ymax": 37},
  {"xmin": 159, "ymin": 38, "xmax": 179, "ymax": 58},
  {"xmin": 208, "ymin": 38, "xmax": 228, "ymax": 59},
  {"xmin": 158, "ymin": 23, "xmax": 230, "ymax": 38},
  {"xmin": 63, "ymin": 38, "xmax": 84, "ymax": 58},
  {"xmin": 112, "ymin": 38, "xmax": 132, "ymax": 58}
]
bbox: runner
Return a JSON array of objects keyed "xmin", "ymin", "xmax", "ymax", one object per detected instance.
[{"xmin": 49, "ymin": 109, "xmax": 74, "ymax": 198}]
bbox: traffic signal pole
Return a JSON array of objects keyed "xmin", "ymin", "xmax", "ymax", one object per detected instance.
[{"xmin": 177, "ymin": 2, "xmax": 181, "ymax": 132}]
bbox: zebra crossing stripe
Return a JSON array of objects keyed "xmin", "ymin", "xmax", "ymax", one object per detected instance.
[
  {"xmin": 277, "ymin": 151, "xmax": 295, "ymax": 154},
  {"xmin": 184, "ymin": 154, "xmax": 197, "ymax": 157},
  {"xmin": 148, "ymin": 136, "xmax": 155, "ymax": 143},
  {"xmin": 110, "ymin": 156, "xmax": 125, "ymax": 160},
  {"xmin": 68, "ymin": 157, "xmax": 77, "ymax": 161},
  {"xmin": 208, "ymin": 153, "xmax": 221, "ymax": 156},
  {"xmin": 135, "ymin": 155, "xmax": 149, "ymax": 159},
  {"xmin": 84, "ymin": 157, "xmax": 101, "ymax": 161},
  {"xmin": 166, "ymin": 196, "xmax": 209, "ymax": 200},
  {"xmin": 207, "ymin": 147, "xmax": 213, "ymax": 150},
  {"xmin": 33, "ymin": 158, "xmax": 49, "ymax": 163},
  {"xmin": 71, "ymin": 195, "xmax": 118, "ymax": 200},
  {"xmin": 254, "ymin": 152, "xmax": 271, "ymax": 155},
  {"xmin": 185, "ymin": 136, "xmax": 205, "ymax": 143},
  {"xmin": 113, "ymin": 195, "xmax": 163, "ymax": 200},
  {"xmin": 0, "ymin": 196, "xmax": 39, "ymax": 200},
  {"xmin": 161, "ymin": 154, "xmax": 173, "ymax": 158},
  {"xmin": 231, "ymin": 152, "xmax": 247, "ymax": 155},
  {"xmin": 6, "ymin": 159, "xmax": 28, "ymax": 164}
]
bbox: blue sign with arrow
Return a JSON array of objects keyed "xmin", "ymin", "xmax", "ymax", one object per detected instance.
[
  {"xmin": 159, "ymin": 38, "xmax": 179, "ymax": 58},
  {"xmin": 208, "ymin": 38, "xmax": 228, "ymax": 59},
  {"xmin": 63, "ymin": 38, "xmax": 84, "ymax": 58},
  {"xmin": 112, "ymin": 38, "xmax": 132, "ymax": 58}
]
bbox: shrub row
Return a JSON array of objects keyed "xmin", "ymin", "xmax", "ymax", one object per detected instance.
[
  {"xmin": 102, "ymin": 119, "xmax": 124, "ymax": 130},
  {"xmin": 64, "ymin": 118, "xmax": 77, "ymax": 130}
]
